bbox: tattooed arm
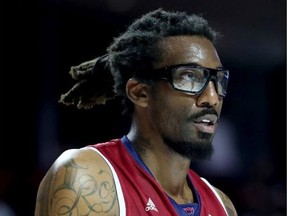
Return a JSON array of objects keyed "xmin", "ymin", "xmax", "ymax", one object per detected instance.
[
  {"xmin": 214, "ymin": 188, "xmax": 238, "ymax": 216},
  {"xmin": 34, "ymin": 147, "xmax": 119, "ymax": 216}
]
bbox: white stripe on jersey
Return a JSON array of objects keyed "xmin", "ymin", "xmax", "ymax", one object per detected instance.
[
  {"xmin": 200, "ymin": 177, "xmax": 228, "ymax": 216},
  {"xmin": 89, "ymin": 147, "xmax": 126, "ymax": 216}
]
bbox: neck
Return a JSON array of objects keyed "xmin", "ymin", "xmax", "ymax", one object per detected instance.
[
  {"xmin": 153, "ymin": 155, "xmax": 194, "ymax": 204},
  {"xmin": 127, "ymin": 131, "xmax": 194, "ymax": 204}
]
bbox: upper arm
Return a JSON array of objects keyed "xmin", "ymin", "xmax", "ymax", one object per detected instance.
[
  {"xmin": 214, "ymin": 187, "xmax": 238, "ymax": 216},
  {"xmin": 34, "ymin": 148, "xmax": 119, "ymax": 216}
]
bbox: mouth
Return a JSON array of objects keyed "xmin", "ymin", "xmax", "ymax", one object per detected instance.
[{"xmin": 193, "ymin": 114, "xmax": 218, "ymax": 134}]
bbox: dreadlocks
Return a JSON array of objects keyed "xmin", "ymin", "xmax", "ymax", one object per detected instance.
[{"xmin": 59, "ymin": 8, "xmax": 220, "ymax": 115}]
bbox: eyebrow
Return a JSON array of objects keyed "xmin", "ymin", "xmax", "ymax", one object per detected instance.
[
  {"xmin": 179, "ymin": 63, "xmax": 226, "ymax": 70},
  {"xmin": 192, "ymin": 63, "xmax": 225, "ymax": 70},
  {"xmin": 188, "ymin": 62, "xmax": 225, "ymax": 70},
  {"xmin": 176, "ymin": 62, "xmax": 225, "ymax": 70}
]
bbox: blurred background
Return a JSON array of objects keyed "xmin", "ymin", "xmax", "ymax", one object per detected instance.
[{"xmin": 1, "ymin": 0, "xmax": 286, "ymax": 215}]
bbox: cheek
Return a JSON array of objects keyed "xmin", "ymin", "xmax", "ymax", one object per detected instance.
[
  {"xmin": 149, "ymin": 83, "xmax": 201, "ymax": 127},
  {"xmin": 149, "ymin": 93, "xmax": 174, "ymax": 124},
  {"xmin": 152, "ymin": 95, "xmax": 193, "ymax": 128}
]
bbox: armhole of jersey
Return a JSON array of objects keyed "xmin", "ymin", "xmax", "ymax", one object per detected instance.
[
  {"xmin": 88, "ymin": 147, "xmax": 126, "ymax": 216},
  {"xmin": 200, "ymin": 177, "xmax": 228, "ymax": 216}
]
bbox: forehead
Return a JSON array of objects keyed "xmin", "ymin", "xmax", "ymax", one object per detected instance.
[{"xmin": 156, "ymin": 36, "xmax": 222, "ymax": 69}]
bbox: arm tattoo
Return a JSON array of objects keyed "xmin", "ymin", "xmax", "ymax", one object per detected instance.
[{"xmin": 38, "ymin": 159, "xmax": 117, "ymax": 215}]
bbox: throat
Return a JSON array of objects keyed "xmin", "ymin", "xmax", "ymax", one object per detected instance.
[
  {"xmin": 172, "ymin": 193, "xmax": 194, "ymax": 204},
  {"xmin": 162, "ymin": 177, "xmax": 196, "ymax": 204}
]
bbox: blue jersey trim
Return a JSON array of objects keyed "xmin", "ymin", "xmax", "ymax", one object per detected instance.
[{"xmin": 121, "ymin": 136, "xmax": 154, "ymax": 176}]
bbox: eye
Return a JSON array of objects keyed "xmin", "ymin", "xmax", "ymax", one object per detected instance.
[{"xmin": 174, "ymin": 68, "xmax": 204, "ymax": 82}]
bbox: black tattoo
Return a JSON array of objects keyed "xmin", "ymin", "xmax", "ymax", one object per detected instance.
[{"xmin": 39, "ymin": 159, "xmax": 117, "ymax": 215}]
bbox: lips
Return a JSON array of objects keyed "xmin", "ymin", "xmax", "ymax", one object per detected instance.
[
  {"xmin": 193, "ymin": 114, "xmax": 218, "ymax": 125},
  {"xmin": 193, "ymin": 114, "xmax": 218, "ymax": 134}
]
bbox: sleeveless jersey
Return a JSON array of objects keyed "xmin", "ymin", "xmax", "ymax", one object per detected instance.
[{"xmin": 90, "ymin": 136, "xmax": 228, "ymax": 216}]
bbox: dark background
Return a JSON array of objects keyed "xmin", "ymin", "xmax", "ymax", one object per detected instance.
[{"xmin": 1, "ymin": 0, "xmax": 286, "ymax": 215}]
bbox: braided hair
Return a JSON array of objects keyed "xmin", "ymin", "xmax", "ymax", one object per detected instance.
[{"xmin": 59, "ymin": 8, "xmax": 220, "ymax": 115}]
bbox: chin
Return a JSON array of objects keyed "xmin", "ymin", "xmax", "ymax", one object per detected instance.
[{"xmin": 164, "ymin": 137, "xmax": 214, "ymax": 161}]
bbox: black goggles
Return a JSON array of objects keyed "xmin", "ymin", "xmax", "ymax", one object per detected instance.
[{"xmin": 145, "ymin": 63, "xmax": 229, "ymax": 97}]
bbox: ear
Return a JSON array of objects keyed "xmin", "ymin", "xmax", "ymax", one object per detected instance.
[{"xmin": 126, "ymin": 78, "xmax": 149, "ymax": 108}]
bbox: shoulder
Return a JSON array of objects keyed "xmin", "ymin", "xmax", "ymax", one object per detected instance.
[
  {"xmin": 199, "ymin": 177, "xmax": 238, "ymax": 216},
  {"xmin": 35, "ymin": 146, "xmax": 119, "ymax": 216},
  {"xmin": 214, "ymin": 187, "xmax": 238, "ymax": 216}
]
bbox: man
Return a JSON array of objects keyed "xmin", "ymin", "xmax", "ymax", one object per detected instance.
[{"xmin": 35, "ymin": 8, "xmax": 238, "ymax": 216}]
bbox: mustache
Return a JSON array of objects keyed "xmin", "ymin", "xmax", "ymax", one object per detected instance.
[{"xmin": 188, "ymin": 108, "xmax": 218, "ymax": 121}]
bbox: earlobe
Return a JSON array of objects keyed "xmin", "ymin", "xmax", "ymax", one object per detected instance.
[{"xmin": 126, "ymin": 78, "xmax": 149, "ymax": 108}]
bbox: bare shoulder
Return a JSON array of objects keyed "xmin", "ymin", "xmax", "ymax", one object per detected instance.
[
  {"xmin": 214, "ymin": 187, "xmax": 238, "ymax": 216},
  {"xmin": 35, "ymin": 147, "xmax": 119, "ymax": 216}
]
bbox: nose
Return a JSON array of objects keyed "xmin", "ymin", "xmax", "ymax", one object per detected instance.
[{"xmin": 196, "ymin": 81, "xmax": 220, "ymax": 107}]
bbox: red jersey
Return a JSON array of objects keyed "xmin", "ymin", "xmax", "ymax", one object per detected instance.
[{"xmin": 90, "ymin": 136, "xmax": 228, "ymax": 216}]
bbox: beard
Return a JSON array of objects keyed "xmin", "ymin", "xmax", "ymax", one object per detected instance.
[
  {"xmin": 163, "ymin": 133, "xmax": 214, "ymax": 161},
  {"xmin": 149, "ymin": 87, "xmax": 218, "ymax": 161}
]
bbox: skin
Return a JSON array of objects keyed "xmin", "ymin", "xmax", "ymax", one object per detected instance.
[
  {"xmin": 35, "ymin": 36, "xmax": 237, "ymax": 215},
  {"xmin": 127, "ymin": 36, "xmax": 237, "ymax": 214}
]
